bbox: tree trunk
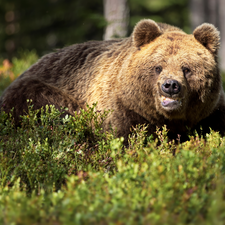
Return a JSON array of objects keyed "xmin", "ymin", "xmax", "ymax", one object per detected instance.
[
  {"xmin": 207, "ymin": 0, "xmax": 219, "ymax": 26},
  {"xmin": 103, "ymin": 0, "xmax": 129, "ymax": 40},
  {"xmin": 189, "ymin": 0, "xmax": 205, "ymax": 31},
  {"xmin": 190, "ymin": 0, "xmax": 225, "ymax": 72},
  {"xmin": 218, "ymin": 0, "xmax": 225, "ymax": 71}
]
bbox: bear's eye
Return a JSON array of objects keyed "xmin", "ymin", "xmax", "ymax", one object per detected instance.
[
  {"xmin": 182, "ymin": 67, "xmax": 191, "ymax": 77},
  {"xmin": 155, "ymin": 66, "xmax": 162, "ymax": 74}
]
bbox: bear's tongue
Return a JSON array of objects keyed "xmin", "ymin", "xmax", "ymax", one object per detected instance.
[{"xmin": 161, "ymin": 96, "xmax": 177, "ymax": 106}]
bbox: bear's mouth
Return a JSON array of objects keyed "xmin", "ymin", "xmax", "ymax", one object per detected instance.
[{"xmin": 160, "ymin": 95, "xmax": 182, "ymax": 109}]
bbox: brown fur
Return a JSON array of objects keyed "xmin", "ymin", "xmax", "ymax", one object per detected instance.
[{"xmin": 1, "ymin": 19, "xmax": 225, "ymax": 143}]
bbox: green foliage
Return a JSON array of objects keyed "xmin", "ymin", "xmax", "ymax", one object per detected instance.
[
  {"xmin": 11, "ymin": 50, "xmax": 38, "ymax": 77},
  {"xmin": 0, "ymin": 50, "xmax": 38, "ymax": 95},
  {"xmin": 1, "ymin": 104, "xmax": 225, "ymax": 224},
  {"xmin": 0, "ymin": 103, "xmax": 113, "ymax": 193},
  {"xmin": 0, "ymin": 0, "xmax": 190, "ymax": 60},
  {"xmin": 0, "ymin": 0, "xmax": 105, "ymax": 59},
  {"xmin": 129, "ymin": 0, "xmax": 190, "ymax": 33}
]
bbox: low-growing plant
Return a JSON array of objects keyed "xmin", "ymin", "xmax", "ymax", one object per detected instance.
[
  {"xmin": 0, "ymin": 50, "xmax": 38, "ymax": 95},
  {"xmin": 0, "ymin": 102, "xmax": 116, "ymax": 193},
  {"xmin": 1, "ymin": 101, "xmax": 225, "ymax": 224}
]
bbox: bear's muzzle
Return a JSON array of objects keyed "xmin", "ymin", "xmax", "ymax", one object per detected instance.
[{"xmin": 161, "ymin": 79, "xmax": 181, "ymax": 95}]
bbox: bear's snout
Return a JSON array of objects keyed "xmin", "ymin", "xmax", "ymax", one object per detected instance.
[{"xmin": 161, "ymin": 79, "xmax": 181, "ymax": 95}]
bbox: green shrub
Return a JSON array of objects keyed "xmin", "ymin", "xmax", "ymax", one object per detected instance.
[
  {"xmin": 0, "ymin": 102, "xmax": 114, "ymax": 193},
  {"xmin": 1, "ymin": 102, "xmax": 225, "ymax": 224},
  {"xmin": 0, "ymin": 50, "xmax": 38, "ymax": 95}
]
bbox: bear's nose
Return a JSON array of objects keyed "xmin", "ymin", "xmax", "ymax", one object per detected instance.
[{"xmin": 161, "ymin": 79, "xmax": 181, "ymax": 95}]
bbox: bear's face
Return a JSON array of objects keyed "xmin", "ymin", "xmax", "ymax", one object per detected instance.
[
  {"xmin": 151, "ymin": 32, "xmax": 218, "ymax": 120},
  {"xmin": 126, "ymin": 19, "xmax": 221, "ymax": 124}
]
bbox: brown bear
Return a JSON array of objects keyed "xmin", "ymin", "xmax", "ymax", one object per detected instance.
[{"xmin": 0, "ymin": 19, "xmax": 225, "ymax": 143}]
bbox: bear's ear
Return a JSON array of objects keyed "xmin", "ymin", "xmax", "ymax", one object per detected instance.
[
  {"xmin": 193, "ymin": 23, "xmax": 220, "ymax": 54},
  {"xmin": 132, "ymin": 19, "xmax": 162, "ymax": 48}
]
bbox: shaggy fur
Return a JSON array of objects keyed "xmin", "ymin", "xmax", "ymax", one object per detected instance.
[{"xmin": 1, "ymin": 19, "xmax": 225, "ymax": 142}]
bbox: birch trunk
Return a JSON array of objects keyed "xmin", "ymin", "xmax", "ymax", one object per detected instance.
[
  {"xmin": 103, "ymin": 0, "xmax": 129, "ymax": 40},
  {"xmin": 189, "ymin": 0, "xmax": 205, "ymax": 31},
  {"xmin": 190, "ymin": 0, "xmax": 225, "ymax": 71}
]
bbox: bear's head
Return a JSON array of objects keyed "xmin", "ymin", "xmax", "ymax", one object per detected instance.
[{"xmin": 121, "ymin": 19, "xmax": 221, "ymax": 126}]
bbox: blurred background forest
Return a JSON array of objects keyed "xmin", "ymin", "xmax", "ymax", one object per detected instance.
[{"xmin": 0, "ymin": 0, "xmax": 225, "ymax": 79}]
